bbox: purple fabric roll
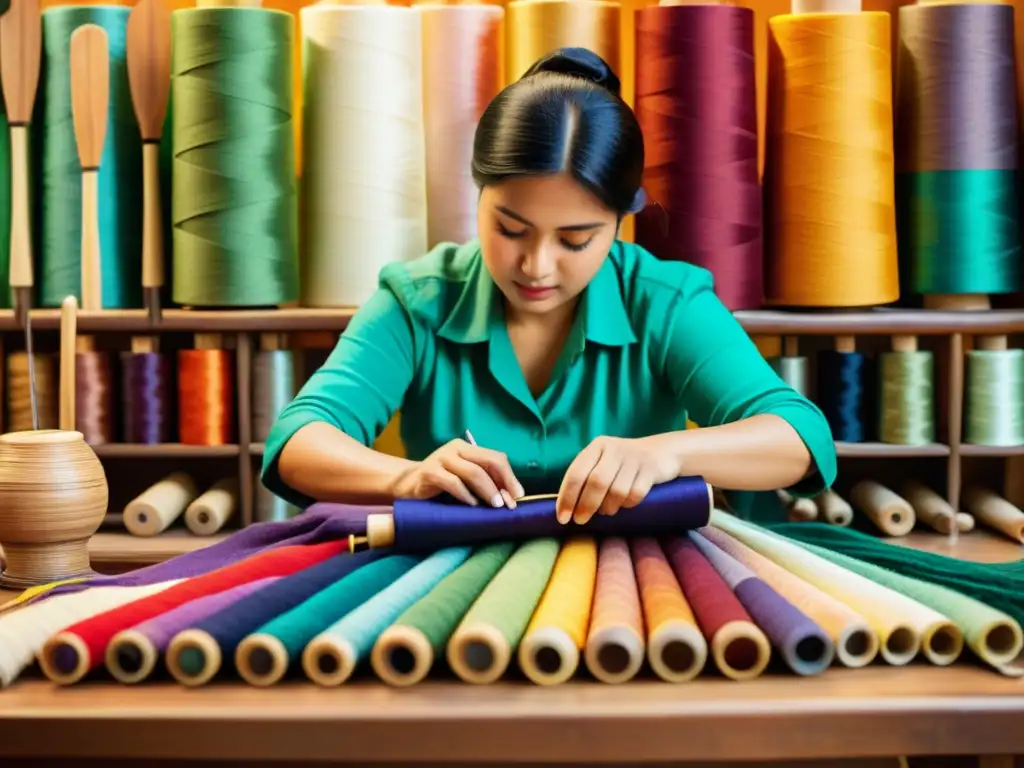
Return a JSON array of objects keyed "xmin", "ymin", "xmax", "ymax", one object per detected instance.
[
  {"xmin": 390, "ymin": 476, "xmax": 711, "ymax": 551},
  {"xmin": 690, "ymin": 530, "xmax": 834, "ymax": 675},
  {"xmin": 128, "ymin": 577, "xmax": 281, "ymax": 650},
  {"xmin": 34, "ymin": 503, "xmax": 382, "ymax": 603}
]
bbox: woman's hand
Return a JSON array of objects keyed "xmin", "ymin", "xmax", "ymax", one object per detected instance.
[
  {"xmin": 392, "ymin": 438, "xmax": 525, "ymax": 508},
  {"xmin": 556, "ymin": 435, "xmax": 681, "ymax": 525}
]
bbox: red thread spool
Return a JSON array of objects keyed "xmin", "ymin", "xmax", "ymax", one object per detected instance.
[
  {"xmin": 178, "ymin": 334, "xmax": 235, "ymax": 446},
  {"xmin": 634, "ymin": 3, "xmax": 762, "ymax": 310}
]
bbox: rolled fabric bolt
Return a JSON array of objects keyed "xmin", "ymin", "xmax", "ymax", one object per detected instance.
[{"xmin": 583, "ymin": 537, "xmax": 645, "ymax": 684}]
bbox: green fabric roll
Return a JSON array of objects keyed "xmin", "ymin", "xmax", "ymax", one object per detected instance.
[
  {"xmin": 389, "ymin": 542, "xmax": 515, "ymax": 652},
  {"xmin": 454, "ymin": 537, "xmax": 560, "ymax": 648},
  {"xmin": 254, "ymin": 554, "xmax": 421, "ymax": 663}
]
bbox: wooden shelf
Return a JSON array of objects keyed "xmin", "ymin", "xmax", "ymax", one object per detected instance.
[
  {"xmin": 835, "ymin": 442, "xmax": 950, "ymax": 458},
  {"xmin": 93, "ymin": 443, "xmax": 241, "ymax": 458},
  {"xmin": 959, "ymin": 444, "xmax": 1024, "ymax": 458},
  {"xmin": 0, "ymin": 307, "xmax": 1021, "ymax": 335}
]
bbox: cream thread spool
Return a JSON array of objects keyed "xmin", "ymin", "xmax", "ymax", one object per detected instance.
[
  {"xmin": 184, "ymin": 477, "xmax": 238, "ymax": 536},
  {"xmin": 777, "ymin": 488, "xmax": 817, "ymax": 522},
  {"xmin": 850, "ymin": 480, "xmax": 916, "ymax": 537},
  {"xmin": 814, "ymin": 488, "xmax": 853, "ymax": 527},
  {"xmin": 961, "ymin": 487, "xmax": 1024, "ymax": 544},
  {"xmin": 900, "ymin": 480, "xmax": 973, "ymax": 535},
  {"xmin": 124, "ymin": 472, "xmax": 198, "ymax": 537}
]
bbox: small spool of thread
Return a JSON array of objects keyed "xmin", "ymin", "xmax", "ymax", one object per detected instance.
[
  {"xmin": 121, "ymin": 336, "xmax": 170, "ymax": 444},
  {"xmin": 170, "ymin": 5, "xmax": 299, "ymax": 307},
  {"xmin": 768, "ymin": 336, "xmax": 808, "ymax": 397},
  {"xmin": 763, "ymin": 5, "xmax": 899, "ymax": 307},
  {"xmin": 124, "ymin": 472, "xmax": 198, "ymax": 537},
  {"xmin": 816, "ymin": 337, "xmax": 868, "ymax": 443},
  {"xmin": 416, "ymin": 2, "xmax": 503, "ymax": 247},
  {"xmin": 178, "ymin": 334, "xmax": 235, "ymax": 446},
  {"xmin": 184, "ymin": 477, "xmax": 238, "ymax": 536},
  {"xmin": 74, "ymin": 337, "xmax": 114, "ymax": 445},
  {"xmin": 964, "ymin": 339, "xmax": 1024, "ymax": 447},
  {"xmin": 505, "ymin": 0, "xmax": 621, "ymax": 83},
  {"xmin": 901, "ymin": 480, "xmax": 959, "ymax": 536},
  {"xmin": 850, "ymin": 480, "xmax": 916, "ymax": 537},
  {"xmin": 814, "ymin": 489, "xmax": 853, "ymax": 527},
  {"xmin": 7, "ymin": 352, "xmax": 58, "ymax": 432},
  {"xmin": 777, "ymin": 488, "xmax": 817, "ymax": 522},
  {"xmin": 878, "ymin": 335, "xmax": 935, "ymax": 446},
  {"xmin": 961, "ymin": 487, "xmax": 1024, "ymax": 544},
  {"xmin": 255, "ymin": 480, "xmax": 298, "ymax": 523},
  {"xmin": 253, "ymin": 334, "xmax": 297, "ymax": 442},
  {"xmin": 300, "ymin": 3, "xmax": 427, "ymax": 307}
]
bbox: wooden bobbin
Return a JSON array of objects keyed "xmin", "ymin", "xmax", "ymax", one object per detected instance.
[
  {"xmin": 834, "ymin": 335, "xmax": 856, "ymax": 354},
  {"xmin": 302, "ymin": 635, "xmax": 358, "ymax": 687},
  {"xmin": 131, "ymin": 335, "xmax": 159, "ymax": 355},
  {"xmin": 446, "ymin": 622, "xmax": 512, "ymax": 685},
  {"xmin": 365, "ymin": 514, "xmax": 395, "ymax": 548},
  {"xmin": 260, "ymin": 332, "xmax": 287, "ymax": 352},
  {"xmin": 59, "ymin": 296, "xmax": 78, "ymax": 431},
  {"xmin": 777, "ymin": 488, "xmax": 817, "ymax": 522},
  {"xmin": 517, "ymin": 626, "xmax": 579, "ymax": 686},
  {"xmin": 105, "ymin": 629, "xmax": 159, "ymax": 684},
  {"xmin": 645, "ymin": 620, "xmax": 707, "ymax": 683},
  {"xmin": 371, "ymin": 625, "xmax": 434, "ymax": 687},
  {"xmin": 783, "ymin": 335, "xmax": 799, "ymax": 358},
  {"xmin": 961, "ymin": 487, "xmax": 1024, "ymax": 544},
  {"xmin": 709, "ymin": 620, "xmax": 771, "ymax": 681},
  {"xmin": 891, "ymin": 335, "xmax": 918, "ymax": 353},
  {"xmin": 166, "ymin": 629, "xmax": 222, "ymax": 686},
  {"xmin": 902, "ymin": 480, "xmax": 958, "ymax": 535},
  {"xmin": 236, "ymin": 633, "xmax": 291, "ymax": 687},
  {"xmin": 814, "ymin": 488, "xmax": 853, "ymax": 527},
  {"xmin": 584, "ymin": 624, "xmax": 645, "ymax": 685},
  {"xmin": 850, "ymin": 480, "xmax": 916, "ymax": 536},
  {"xmin": 184, "ymin": 477, "xmax": 239, "ymax": 536},
  {"xmin": 124, "ymin": 472, "xmax": 198, "ymax": 537}
]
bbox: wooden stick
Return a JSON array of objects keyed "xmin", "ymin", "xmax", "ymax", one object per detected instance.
[{"xmin": 59, "ymin": 296, "xmax": 78, "ymax": 431}]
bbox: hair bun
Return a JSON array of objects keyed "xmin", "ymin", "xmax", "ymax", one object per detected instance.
[{"xmin": 521, "ymin": 47, "xmax": 621, "ymax": 97}]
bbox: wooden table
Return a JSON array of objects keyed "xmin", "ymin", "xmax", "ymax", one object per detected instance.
[{"xmin": 0, "ymin": 532, "xmax": 1022, "ymax": 766}]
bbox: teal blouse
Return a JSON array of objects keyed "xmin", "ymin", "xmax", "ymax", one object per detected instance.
[{"xmin": 262, "ymin": 239, "xmax": 837, "ymax": 508}]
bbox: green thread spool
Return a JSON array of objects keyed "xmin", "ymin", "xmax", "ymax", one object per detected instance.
[
  {"xmin": 170, "ymin": 7, "xmax": 299, "ymax": 307},
  {"xmin": 38, "ymin": 6, "xmax": 143, "ymax": 309},
  {"xmin": 965, "ymin": 343, "xmax": 1024, "ymax": 447},
  {"xmin": 878, "ymin": 342, "xmax": 935, "ymax": 446},
  {"xmin": 769, "ymin": 356, "xmax": 808, "ymax": 397},
  {"xmin": 253, "ymin": 334, "xmax": 298, "ymax": 441}
]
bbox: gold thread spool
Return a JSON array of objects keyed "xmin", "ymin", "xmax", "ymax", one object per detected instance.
[
  {"xmin": 505, "ymin": 0, "xmax": 620, "ymax": 85},
  {"xmin": 184, "ymin": 477, "xmax": 238, "ymax": 536},
  {"xmin": 7, "ymin": 351, "xmax": 58, "ymax": 432},
  {"xmin": 124, "ymin": 472, "xmax": 198, "ymax": 537}
]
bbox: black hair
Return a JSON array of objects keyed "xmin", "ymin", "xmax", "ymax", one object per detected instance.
[{"xmin": 471, "ymin": 47, "xmax": 646, "ymax": 218}]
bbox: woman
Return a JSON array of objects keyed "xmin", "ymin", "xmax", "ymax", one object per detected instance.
[{"xmin": 263, "ymin": 47, "xmax": 837, "ymax": 526}]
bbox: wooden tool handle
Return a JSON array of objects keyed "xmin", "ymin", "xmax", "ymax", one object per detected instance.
[
  {"xmin": 8, "ymin": 125, "xmax": 32, "ymax": 289},
  {"xmin": 59, "ymin": 295, "xmax": 78, "ymax": 431},
  {"xmin": 141, "ymin": 142, "xmax": 163, "ymax": 289},
  {"xmin": 80, "ymin": 170, "xmax": 102, "ymax": 311}
]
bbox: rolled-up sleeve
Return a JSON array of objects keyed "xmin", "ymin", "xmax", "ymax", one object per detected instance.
[
  {"xmin": 660, "ymin": 269, "xmax": 837, "ymax": 496},
  {"xmin": 260, "ymin": 287, "xmax": 418, "ymax": 506}
]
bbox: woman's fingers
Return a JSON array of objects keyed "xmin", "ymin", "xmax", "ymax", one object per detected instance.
[
  {"xmin": 573, "ymin": 450, "xmax": 626, "ymax": 524},
  {"xmin": 458, "ymin": 444, "xmax": 525, "ymax": 500},
  {"xmin": 557, "ymin": 443, "xmax": 601, "ymax": 524},
  {"xmin": 428, "ymin": 468, "xmax": 478, "ymax": 506},
  {"xmin": 597, "ymin": 460, "xmax": 640, "ymax": 518},
  {"xmin": 443, "ymin": 454, "xmax": 507, "ymax": 507}
]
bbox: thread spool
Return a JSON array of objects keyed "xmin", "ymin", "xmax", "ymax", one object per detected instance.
[
  {"xmin": 178, "ymin": 334, "xmax": 235, "ymax": 446},
  {"xmin": 253, "ymin": 334, "xmax": 297, "ymax": 442},
  {"xmin": 0, "ymin": 296, "xmax": 109, "ymax": 588},
  {"xmin": 895, "ymin": 2, "xmax": 1020, "ymax": 299},
  {"xmin": 256, "ymin": 480, "xmax": 298, "ymax": 523},
  {"xmin": 964, "ymin": 338, "xmax": 1024, "ymax": 446},
  {"xmin": 814, "ymin": 488, "xmax": 853, "ymax": 527},
  {"xmin": 121, "ymin": 335, "xmax": 170, "ymax": 444},
  {"xmin": 7, "ymin": 351, "xmax": 57, "ymax": 432},
  {"xmin": 38, "ymin": 6, "xmax": 143, "ymax": 309},
  {"xmin": 850, "ymin": 480, "xmax": 916, "ymax": 537},
  {"xmin": 170, "ymin": 4, "xmax": 299, "ymax": 307},
  {"xmin": 901, "ymin": 480, "xmax": 972, "ymax": 535},
  {"xmin": 763, "ymin": 0, "xmax": 899, "ymax": 307},
  {"xmin": 961, "ymin": 487, "xmax": 1024, "ymax": 544},
  {"xmin": 777, "ymin": 488, "xmax": 817, "ymax": 522},
  {"xmin": 768, "ymin": 336, "xmax": 808, "ymax": 397},
  {"xmin": 634, "ymin": 1, "xmax": 761, "ymax": 311},
  {"xmin": 184, "ymin": 478, "xmax": 238, "ymax": 536},
  {"xmin": 505, "ymin": 0, "xmax": 620, "ymax": 84},
  {"xmin": 74, "ymin": 336, "xmax": 114, "ymax": 446},
  {"xmin": 878, "ymin": 335, "xmax": 935, "ymax": 446},
  {"xmin": 417, "ymin": 2, "xmax": 502, "ymax": 247},
  {"xmin": 300, "ymin": 3, "xmax": 427, "ymax": 307},
  {"xmin": 817, "ymin": 336, "xmax": 868, "ymax": 443},
  {"xmin": 124, "ymin": 472, "xmax": 198, "ymax": 537}
]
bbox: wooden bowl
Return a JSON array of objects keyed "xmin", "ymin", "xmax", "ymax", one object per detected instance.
[{"xmin": 0, "ymin": 429, "xmax": 109, "ymax": 588}]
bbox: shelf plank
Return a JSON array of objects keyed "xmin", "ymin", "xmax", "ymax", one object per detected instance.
[
  {"xmin": 87, "ymin": 530, "xmax": 228, "ymax": 565},
  {"xmin": 835, "ymin": 442, "xmax": 950, "ymax": 457},
  {"xmin": 0, "ymin": 307, "xmax": 1020, "ymax": 335},
  {"xmin": 959, "ymin": 444, "xmax": 1024, "ymax": 457},
  {"xmin": 92, "ymin": 443, "xmax": 241, "ymax": 458}
]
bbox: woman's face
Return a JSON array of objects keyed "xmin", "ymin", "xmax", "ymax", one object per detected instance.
[{"xmin": 477, "ymin": 173, "xmax": 618, "ymax": 318}]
